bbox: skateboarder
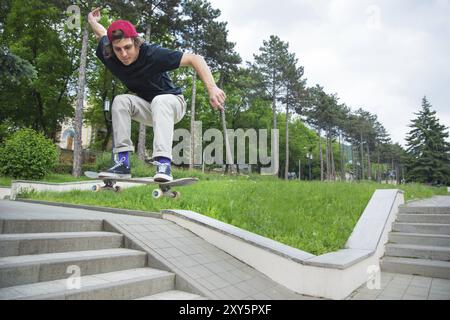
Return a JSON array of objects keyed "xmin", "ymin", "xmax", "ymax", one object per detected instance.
[{"xmin": 87, "ymin": 7, "xmax": 226, "ymax": 182}]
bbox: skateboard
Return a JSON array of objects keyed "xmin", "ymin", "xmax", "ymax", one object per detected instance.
[{"xmin": 84, "ymin": 171, "xmax": 198, "ymax": 199}]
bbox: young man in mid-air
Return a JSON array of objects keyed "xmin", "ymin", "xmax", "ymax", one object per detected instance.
[{"xmin": 87, "ymin": 7, "xmax": 226, "ymax": 182}]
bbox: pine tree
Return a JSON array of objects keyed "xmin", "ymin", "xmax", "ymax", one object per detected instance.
[{"xmin": 405, "ymin": 96, "xmax": 450, "ymax": 185}]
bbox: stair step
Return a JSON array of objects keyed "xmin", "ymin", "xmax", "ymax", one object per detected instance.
[
  {"xmin": 0, "ymin": 248, "xmax": 147, "ymax": 288},
  {"xmin": 392, "ymin": 222, "xmax": 450, "ymax": 235},
  {"xmin": 0, "ymin": 219, "xmax": 104, "ymax": 234},
  {"xmin": 385, "ymin": 243, "xmax": 450, "ymax": 261},
  {"xmin": 0, "ymin": 268, "xmax": 175, "ymax": 300},
  {"xmin": 0, "ymin": 232, "xmax": 123, "ymax": 257},
  {"xmin": 135, "ymin": 290, "xmax": 205, "ymax": 300},
  {"xmin": 397, "ymin": 214, "xmax": 450, "ymax": 224},
  {"xmin": 399, "ymin": 206, "xmax": 450, "ymax": 214},
  {"xmin": 389, "ymin": 232, "xmax": 450, "ymax": 247},
  {"xmin": 380, "ymin": 257, "xmax": 450, "ymax": 279}
]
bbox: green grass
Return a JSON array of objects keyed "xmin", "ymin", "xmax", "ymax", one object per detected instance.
[
  {"xmin": 20, "ymin": 172, "xmax": 448, "ymax": 255},
  {"xmin": 0, "ymin": 173, "xmax": 91, "ymax": 187}
]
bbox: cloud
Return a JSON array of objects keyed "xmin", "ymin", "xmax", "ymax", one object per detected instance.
[{"xmin": 209, "ymin": 0, "xmax": 450, "ymax": 145}]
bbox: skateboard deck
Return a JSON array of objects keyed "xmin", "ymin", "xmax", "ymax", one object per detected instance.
[{"xmin": 84, "ymin": 171, "xmax": 198, "ymax": 199}]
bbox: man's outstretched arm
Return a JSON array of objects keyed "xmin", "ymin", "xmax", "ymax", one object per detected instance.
[
  {"xmin": 180, "ymin": 53, "xmax": 226, "ymax": 111},
  {"xmin": 87, "ymin": 7, "xmax": 107, "ymax": 41}
]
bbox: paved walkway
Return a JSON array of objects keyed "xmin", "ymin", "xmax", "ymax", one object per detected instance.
[
  {"xmin": 405, "ymin": 195, "xmax": 450, "ymax": 207},
  {"xmin": 0, "ymin": 200, "xmax": 317, "ymax": 300},
  {"xmin": 349, "ymin": 272, "xmax": 450, "ymax": 300}
]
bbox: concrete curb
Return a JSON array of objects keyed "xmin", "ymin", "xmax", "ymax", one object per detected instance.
[
  {"xmin": 10, "ymin": 179, "xmax": 153, "ymax": 200},
  {"xmin": 0, "ymin": 188, "xmax": 11, "ymax": 200}
]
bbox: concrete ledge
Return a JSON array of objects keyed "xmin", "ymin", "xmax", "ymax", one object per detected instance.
[
  {"xmin": 162, "ymin": 189, "xmax": 405, "ymax": 300},
  {"xmin": 0, "ymin": 188, "xmax": 10, "ymax": 200},
  {"xmin": 345, "ymin": 189, "xmax": 404, "ymax": 251},
  {"xmin": 10, "ymin": 179, "xmax": 152, "ymax": 200},
  {"xmin": 304, "ymin": 249, "xmax": 372, "ymax": 269}
]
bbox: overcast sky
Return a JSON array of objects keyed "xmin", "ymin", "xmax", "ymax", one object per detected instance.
[{"xmin": 208, "ymin": 0, "xmax": 450, "ymax": 146}]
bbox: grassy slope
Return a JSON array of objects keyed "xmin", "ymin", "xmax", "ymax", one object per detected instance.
[{"xmin": 20, "ymin": 172, "xmax": 448, "ymax": 255}]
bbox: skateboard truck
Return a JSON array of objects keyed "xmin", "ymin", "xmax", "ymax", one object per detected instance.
[{"xmin": 151, "ymin": 185, "xmax": 181, "ymax": 199}]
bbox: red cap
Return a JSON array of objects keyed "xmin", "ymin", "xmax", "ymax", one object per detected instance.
[{"xmin": 107, "ymin": 20, "xmax": 139, "ymax": 43}]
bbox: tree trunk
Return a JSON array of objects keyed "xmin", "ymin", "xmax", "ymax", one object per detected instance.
[
  {"xmin": 284, "ymin": 99, "xmax": 289, "ymax": 180},
  {"xmin": 189, "ymin": 71, "xmax": 197, "ymax": 170},
  {"xmin": 377, "ymin": 149, "xmax": 381, "ymax": 183},
  {"xmin": 221, "ymin": 109, "xmax": 235, "ymax": 174},
  {"xmin": 318, "ymin": 129, "xmax": 323, "ymax": 181},
  {"xmin": 360, "ymin": 131, "xmax": 364, "ymax": 180},
  {"xmin": 271, "ymin": 79, "xmax": 279, "ymax": 177},
  {"xmin": 325, "ymin": 132, "xmax": 329, "ymax": 180},
  {"xmin": 351, "ymin": 144, "xmax": 355, "ymax": 181},
  {"xmin": 330, "ymin": 136, "xmax": 336, "ymax": 180},
  {"xmin": 340, "ymin": 132, "xmax": 345, "ymax": 181},
  {"xmin": 272, "ymin": 73, "xmax": 277, "ymax": 131},
  {"xmin": 219, "ymin": 78, "xmax": 235, "ymax": 174},
  {"xmin": 367, "ymin": 144, "xmax": 372, "ymax": 180},
  {"xmin": 72, "ymin": 24, "xmax": 89, "ymax": 177}
]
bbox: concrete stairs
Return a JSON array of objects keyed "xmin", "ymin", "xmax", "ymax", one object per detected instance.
[
  {"xmin": 381, "ymin": 205, "xmax": 450, "ymax": 279},
  {"xmin": 0, "ymin": 219, "xmax": 204, "ymax": 300}
]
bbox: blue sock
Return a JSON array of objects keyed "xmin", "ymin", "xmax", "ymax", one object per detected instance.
[
  {"xmin": 118, "ymin": 151, "xmax": 130, "ymax": 167},
  {"xmin": 155, "ymin": 156, "xmax": 171, "ymax": 165}
]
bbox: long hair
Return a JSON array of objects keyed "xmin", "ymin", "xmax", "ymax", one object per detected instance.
[{"xmin": 103, "ymin": 29, "xmax": 145, "ymax": 59}]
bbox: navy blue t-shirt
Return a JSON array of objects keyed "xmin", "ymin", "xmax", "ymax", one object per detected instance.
[{"xmin": 96, "ymin": 36, "xmax": 183, "ymax": 102}]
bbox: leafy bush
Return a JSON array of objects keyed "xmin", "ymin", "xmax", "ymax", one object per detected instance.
[
  {"xmin": 0, "ymin": 128, "xmax": 59, "ymax": 179},
  {"xmin": 0, "ymin": 119, "xmax": 18, "ymax": 144}
]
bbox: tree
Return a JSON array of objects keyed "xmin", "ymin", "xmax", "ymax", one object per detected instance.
[
  {"xmin": 180, "ymin": 0, "xmax": 221, "ymax": 170},
  {"xmin": 304, "ymin": 85, "xmax": 340, "ymax": 180},
  {"xmin": 405, "ymin": 96, "xmax": 450, "ymax": 185},
  {"xmin": 1, "ymin": 0, "xmax": 75, "ymax": 140},
  {"xmin": 280, "ymin": 53, "xmax": 306, "ymax": 179},
  {"xmin": 0, "ymin": 46, "xmax": 37, "ymax": 83},
  {"xmin": 251, "ymin": 35, "xmax": 291, "ymax": 176},
  {"xmin": 203, "ymin": 19, "xmax": 241, "ymax": 174}
]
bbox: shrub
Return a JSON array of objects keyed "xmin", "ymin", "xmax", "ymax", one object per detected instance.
[{"xmin": 0, "ymin": 128, "xmax": 59, "ymax": 179}]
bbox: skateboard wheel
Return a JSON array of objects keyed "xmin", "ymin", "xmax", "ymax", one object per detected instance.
[
  {"xmin": 114, "ymin": 186, "xmax": 121, "ymax": 192},
  {"xmin": 93, "ymin": 184, "xmax": 102, "ymax": 192},
  {"xmin": 171, "ymin": 191, "xmax": 181, "ymax": 199},
  {"xmin": 152, "ymin": 189, "xmax": 163, "ymax": 199}
]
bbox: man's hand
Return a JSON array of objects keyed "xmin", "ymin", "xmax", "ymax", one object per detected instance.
[
  {"xmin": 87, "ymin": 7, "xmax": 107, "ymax": 40},
  {"xmin": 88, "ymin": 7, "xmax": 101, "ymax": 23},
  {"xmin": 208, "ymin": 86, "xmax": 226, "ymax": 111}
]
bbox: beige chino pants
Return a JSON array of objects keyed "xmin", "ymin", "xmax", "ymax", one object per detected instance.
[{"xmin": 111, "ymin": 94, "xmax": 186, "ymax": 160}]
